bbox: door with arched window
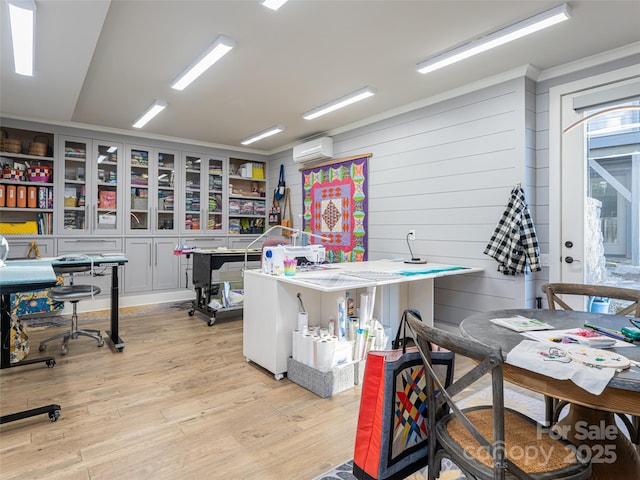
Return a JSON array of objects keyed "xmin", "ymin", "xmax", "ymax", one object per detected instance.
[{"xmin": 552, "ymin": 69, "xmax": 640, "ymax": 309}]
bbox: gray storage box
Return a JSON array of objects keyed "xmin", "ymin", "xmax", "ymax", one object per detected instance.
[{"xmin": 287, "ymin": 358, "xmax": 365, "ymax": 398}]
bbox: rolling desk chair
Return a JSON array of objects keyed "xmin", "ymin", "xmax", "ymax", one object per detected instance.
[{"xmin": 39, "ymin": 262, "xmax": 103, "ymax": 355}]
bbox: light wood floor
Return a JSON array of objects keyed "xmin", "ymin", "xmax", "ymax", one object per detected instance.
[
  {"xmin": 1, "ymin": 307, "xmax": 363, "ymax": 480},
  {"xmin": 0, "ymin": 306, "xmax": 534, "ymax": 480}
]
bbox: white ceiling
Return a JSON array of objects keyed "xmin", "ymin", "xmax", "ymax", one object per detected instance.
[{"xmin": 1, "ymin": 1, "xmax": 639, "ymax": 153}]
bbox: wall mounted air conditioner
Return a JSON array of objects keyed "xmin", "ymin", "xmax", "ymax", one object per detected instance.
[{"xmin": 292, "ymin": 137, "xmax": 333, "ymax": 164}]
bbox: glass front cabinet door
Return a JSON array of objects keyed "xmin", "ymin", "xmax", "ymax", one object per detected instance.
[
  {"xmin": 182, "ymin": 153, "xmax": 224, "ymax": 234},
  {"xmin": 59, "ymin": 136, "xmax": 122, "ymax": 234},
  {"xmin": 126, "ymin": 145, "xmax": 178, "ymax": 234}
]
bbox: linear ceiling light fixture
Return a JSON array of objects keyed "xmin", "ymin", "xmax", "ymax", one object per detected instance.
[
  {"xmin": 416, "ymin": 3, "xmax": 572, "ymax": 75},
  {"xmin": 8, "ymin": 0, "xmax": 36, "ymax": 76},
  {"xmin": 302, "ymin": 86, "xmax": 377, "ymax": 120},
  {"xmin": 171, "ymin": 34, "xmax": 236, "ymax": 91},
  {"xmin": 261, "ymin": 0, "xmax": 288, "ymax": 11},
  {"xmin": 132, "ymin": 100, "xmax": 167, "ymax": 129},
  {"xmin": 241, "ymin": 125, "xmax": 285, "ymax": 145}
]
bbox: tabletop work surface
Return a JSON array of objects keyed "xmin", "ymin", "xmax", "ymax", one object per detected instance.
[{"xmin": 460, "ymin": 308, "xmax": 640, "ymax": 392}]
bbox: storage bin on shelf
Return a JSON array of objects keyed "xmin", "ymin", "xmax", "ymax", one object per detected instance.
[
  {"xmin": 27, "ymin": 166, "xmax": 52, "ymax": 182},
  {"xmin": 27, "ymin": 136, "xmax": 50, "ymax": 156},
  {"xmin": 3, "ymin": 168, "xmax": 26, "ymax": 181},
  {"xmin": 0, "ymin": 129, "xmax": 22, "ymax": 154}
]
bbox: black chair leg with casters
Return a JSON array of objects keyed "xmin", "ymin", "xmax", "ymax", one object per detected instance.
[{"xmin": 39, "ymin": 282, "xmax": 103, "ymax": 355}]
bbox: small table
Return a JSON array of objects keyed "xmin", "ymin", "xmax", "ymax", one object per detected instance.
[
  {"xmin": 0, "ymin": 263, "xmax": 61, "ymax": 424},
  {"xmin": 460, "ymin": 308, "xmax": 640, "ymax": 480},
  {"xmin": 7, "ymin": 255, "xmax": 129, "ymax": 351}
]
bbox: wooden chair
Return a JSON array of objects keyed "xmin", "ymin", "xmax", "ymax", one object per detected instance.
[
  {"xmin": 542, "ymin": 283, "xmax": 640, "ymax": 317},
  {"xmin": 405, "ymin": 313, "xmax": 591, "ymax": 480},
  {"xmin": 541, "ymin": 282, "xmax": 640, "ymax": 445}
]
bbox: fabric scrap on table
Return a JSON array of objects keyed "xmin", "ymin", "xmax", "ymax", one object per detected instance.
[{"xmin": 505, "ymin": 340, "xmax": 614, "ymax": 395}]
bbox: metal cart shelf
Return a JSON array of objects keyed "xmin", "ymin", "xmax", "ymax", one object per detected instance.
[{"xmin": 189, "ymin": 249, "xmax": 262, "ymax": 325}]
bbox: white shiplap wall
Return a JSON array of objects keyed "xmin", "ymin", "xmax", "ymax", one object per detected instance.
[{"xmin": 269, "ymin": 77, "xmax": 539, "ymax": 327}]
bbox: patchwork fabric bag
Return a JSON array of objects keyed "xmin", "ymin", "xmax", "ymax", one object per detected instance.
[
  {"xmin": 353, "ymin": 309, "xmax": 454, "ymax": 480},
  {"xmin": 10, "ymin": 313, "xmax": 30, "ymax": 363}
]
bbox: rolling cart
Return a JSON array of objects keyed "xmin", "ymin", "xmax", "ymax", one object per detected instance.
[{"xmin": 189, "ymin": 249, "xmax": 262, "ymax": 325}]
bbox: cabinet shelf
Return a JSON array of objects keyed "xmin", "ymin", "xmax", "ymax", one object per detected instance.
[
  {"xmin": 0, "ymin": 207, "xmax": 53, "ymax": 213},
  {"xmin": 1, "ymin": 152, "xmax": 54, "ymax": 162},
  {"xmin": 0, "ymin": 127, "xmax": 55, "ymax": 234},
  {"xmin": 0, "ymin": 180, "xmax": 53, "ymax": 187},
  {"xmin": 229, "ymin": 175, "xmax": 266, "ymax": 182},
  {"xmin": 229, "ymin": 194, "xmax": 266, "ymax": 200}
]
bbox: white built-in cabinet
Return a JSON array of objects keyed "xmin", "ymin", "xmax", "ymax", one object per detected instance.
[
  {"xmin": 123, "ymin": 237, "xmax": 180, "ymax": 293},
  {"xmin": 1, "ymin": 119, "xmax": 268, "ymax": 301},
  {"xmin": 182, "ymin": 152, "xmax": 224, "ymax": 235},
  {"xmin": 125, "ymin": 145, "xmax": 178, "ymax": 234},
  {"xmin": 58, "ymin": 136, "xmax": 123, "ymax": 235}
]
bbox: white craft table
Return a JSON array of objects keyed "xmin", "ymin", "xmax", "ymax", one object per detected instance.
[{"xmin": 242, "ymin": 260, "xmax": 482, "ymax": 379}]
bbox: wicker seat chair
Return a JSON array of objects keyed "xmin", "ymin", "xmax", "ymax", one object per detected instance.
[
  {"xmin": 405, "ymin": 313, "xmax": 592, "ymax": 480},
  {"xmin": 540, "ymin": 282, "xmax": 640, "ymax": 445}
]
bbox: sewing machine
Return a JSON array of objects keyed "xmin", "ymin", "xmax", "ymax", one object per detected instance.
[{"xmin": 261, "ymin": 244, "xmax": 326, "ymax": 274}]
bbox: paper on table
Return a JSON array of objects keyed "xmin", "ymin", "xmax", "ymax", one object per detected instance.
[
  {"xmin": 506, "ymin": 340, "xmax": 615, "ymax": 395},
  {"xmin": 490, "ymin": 315, "xmax": 554, "ymax": 332}
]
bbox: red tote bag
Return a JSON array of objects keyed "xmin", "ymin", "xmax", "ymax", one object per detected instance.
[{"xmin": 352, "ymin": 309, "xmax": 454, "ymax": 480}]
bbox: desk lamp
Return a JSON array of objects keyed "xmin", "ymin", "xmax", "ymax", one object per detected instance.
[{"xmin": 405, "ymin": 231, "xmax": 427, "ymax": 264}]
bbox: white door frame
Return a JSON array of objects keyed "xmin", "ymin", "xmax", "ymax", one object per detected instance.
[{"xmin": 548, "ymin": 63, "xmax": 640, "ymax": 284}]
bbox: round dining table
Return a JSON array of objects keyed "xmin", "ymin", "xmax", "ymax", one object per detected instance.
[{"xmin": 460, "ymin": 308, "xmax": 640, "ymax": 480}]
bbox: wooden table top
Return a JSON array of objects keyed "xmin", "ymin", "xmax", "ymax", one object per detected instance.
[{"xmin": 460, "ymin": 309, "xmax": 640, "ymax": 416}]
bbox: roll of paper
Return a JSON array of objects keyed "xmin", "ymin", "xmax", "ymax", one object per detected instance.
[
  {"xmin": 291, "ymin": 330, "xmax": 301, "ymax": 362},
  {"xmin": 374, "ymin": 324, "xmax": 385, "ymax": 350},
  {"xmin": 316, "ymin": 337, "xmax": 336, "ymax": 372},
  {"xmin": 328, "ymin": 318, "xmax": 336, "ymax": 337},
  {"xmin": 337, "ymin": 296, "xmax": 347, "ymax": 340},
  {"xmin": 355, "ymin": 327, "xmax": 369, "ymax": 361},
  {"xmin": 301, "ymin": 333, "xmax": 313, "ymax": 366},
  {"xmin": 366, "ymin": 286, "xmax": 376, "ymax": 324},
  {"xmin": 310, "ymin": 334, "xmax": 320, "ymax": 368},
  {"xmin": 298, "ymin": 312, "xmax": 308, "ymax": 332},
  {"xmin": 349, "ymin": 317, "xmax": 359, "ymax": 342}
]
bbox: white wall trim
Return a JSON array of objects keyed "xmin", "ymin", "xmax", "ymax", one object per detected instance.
[{"xmin": 538, "ymin": 41, "xmax": 640, "ymax": 83}]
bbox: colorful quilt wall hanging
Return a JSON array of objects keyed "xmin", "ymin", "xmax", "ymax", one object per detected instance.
[{"xmin": 301, "ymin": 155, "xmax": 369, "ymax": 262}]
